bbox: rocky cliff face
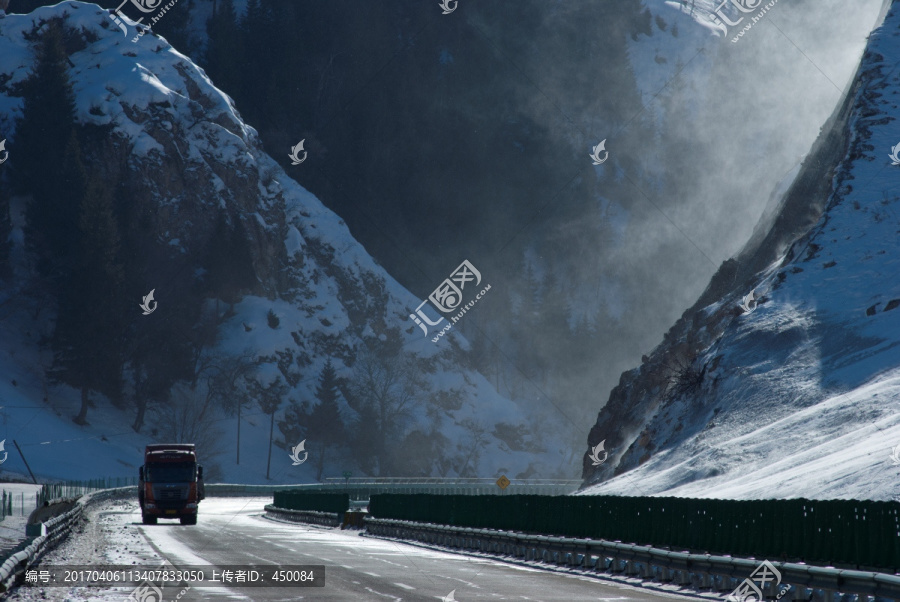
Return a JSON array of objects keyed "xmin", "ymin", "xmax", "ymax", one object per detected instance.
[
  {"xmin": 0, "ymin": 2, "xmax": 565, "ymax": 481},
  {"xmin": 581, "ymin": 0, "xmax": 900, "ymax": 500}
]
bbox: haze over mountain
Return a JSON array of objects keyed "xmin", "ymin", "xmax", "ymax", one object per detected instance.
[
  {"xmin": 0, "ymin": 1, "xmax": 566, "ymax": 483},
  {"xmin": 582, "ymin": 0, "xmax": 900, "ymax": 501},
  {"xmin": 0, "ymin": 0, "xmax": 891, "ymax": 491}
]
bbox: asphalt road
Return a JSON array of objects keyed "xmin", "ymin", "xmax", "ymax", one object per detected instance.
[{"xmin": 124, "ymin": 498, "xmax": 701, "ymax": 602}]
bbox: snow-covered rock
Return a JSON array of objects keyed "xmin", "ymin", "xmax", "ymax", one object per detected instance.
[
  {"xmin": 581, "ymin": 0, "xmax": 900, "ymax": 501},
  {"xmin": 0, "ymin": 2, "xmax": 564, "ymax": 483}
]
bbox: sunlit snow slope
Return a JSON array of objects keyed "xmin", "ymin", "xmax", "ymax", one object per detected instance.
[{"xmin": 581, "ymin": 0, "xmax": 900, "ymax": 501}]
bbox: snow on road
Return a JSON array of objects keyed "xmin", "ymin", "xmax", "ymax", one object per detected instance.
[{"xmin": 8, "ymin": 497, "xmax": 710, "ymax": 601}]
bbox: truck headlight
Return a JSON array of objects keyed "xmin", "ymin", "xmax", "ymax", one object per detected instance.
[
  {"xmin": 145, "ymin": 503, "xmax": 156, "ymax": 509},
  {"xmin": 186, "ymin": 503, "xmax": 198, "ymax": 509}
]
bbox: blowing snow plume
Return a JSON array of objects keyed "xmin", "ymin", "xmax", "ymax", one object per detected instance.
[{"xmin": 581, "ymin": 0, "xmax": 900, "ymax": 501}]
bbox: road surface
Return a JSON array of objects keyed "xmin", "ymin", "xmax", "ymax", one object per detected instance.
[{"xmin": 16, "ymin": 497, "xmax": 707, "ymax": 601}]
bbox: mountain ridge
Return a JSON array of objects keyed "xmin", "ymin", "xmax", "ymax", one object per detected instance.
[
  {"xmin": 580, "ymin": 0, "xmax": 900, "ymax": 501},
  {"xmin": 0, "ymin": 2, "xmax": 568, "ymax": 483}
]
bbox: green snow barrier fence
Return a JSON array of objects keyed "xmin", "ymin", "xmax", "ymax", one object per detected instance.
[
  {"xmin": 272, "ymin": 491, "xmax": 349, "ymax": 514},
  {"xmin": 367, "ymin": 494, "xmax": 900, "ymax": 571}
]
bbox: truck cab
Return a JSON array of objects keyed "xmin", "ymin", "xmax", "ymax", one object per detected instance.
[{"xmin": 138, "ymin": 444, "xmax": 205, "ymax": 525}]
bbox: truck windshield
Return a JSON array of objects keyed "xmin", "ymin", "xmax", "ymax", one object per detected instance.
[{"xmin": 145, "ymin": 463, "xmax": 195, "ymax": 483}]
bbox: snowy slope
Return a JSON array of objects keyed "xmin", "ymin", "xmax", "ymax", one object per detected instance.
[
  {"xmin": 0, "ymin": 3, "xmax": 565, "ymax": 483},
  {"xmin": 581, "ymin": 0, "xmax": 900, "ymax": 500}
]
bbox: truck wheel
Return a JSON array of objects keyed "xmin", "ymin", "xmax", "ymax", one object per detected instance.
[
  {"xmin": 142, "ymin": 514, "xmax": 157, "ymax": 525},
  {"xmin": 180, "ymin": 515, "xmax": 197, "ymax": 525}
]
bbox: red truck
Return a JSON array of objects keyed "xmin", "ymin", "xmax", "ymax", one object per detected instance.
[{"xmin": 138, "ymin": 444, "xmax": 205, "ymax": 525}]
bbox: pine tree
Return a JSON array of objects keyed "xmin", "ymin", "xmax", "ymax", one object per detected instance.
[
  {"xmin": 36, "ymin": 133, "xmax": 84, "ymax": 277},
  {"xmin": 204, "ymin": 0, "xmax": 242, "ymax": 99},
  {"xmin": 127, "ymin": 267, "xmax": 202, "ymax": 432},
  {"xmin": 238, "ymin": 0, "xmax": 277, "ymax": 126},
  {"xmin": 14, "ymin": 19, "xmax": 76, "ymax": 196},
  {"xmin": 52, "ymin": 174, "xmax": 126, "ymax": 424},
  {"xmin": 151, "ymin": 0, "xmax": 195, "ymax": 55},
  {"xmin": 15, "ymin": 20, "xmax": 81, "ymax": 277},
  {"xmin": 307, "ymin": 359, "xmax": 345, "ymax": 480},
  {"xmin": 277, "ymin": 399, "xmax": 310, "ymax": 457}
]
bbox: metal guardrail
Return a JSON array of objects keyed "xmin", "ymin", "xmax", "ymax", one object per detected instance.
[
  {"xmin": 13, "ymin": 484, "xmax": 898, "ymax": 601},
  {"xmin": 36, "ymin": 479, "xmax": 581, "ymax": 501},
  {"xmin": 365, "ymin": 518, "xmax": 900, "ymax": 602},
  {"xmin": 0, "ymin": 487, "xmax": 133, "ymax": 592},
  {"xmin": 206, "ymin": 479, "xmax": 581, "ymax": 498},
  {"xmin": 322, "ymin": 478, "xmax": 580, "ymax": 486}
]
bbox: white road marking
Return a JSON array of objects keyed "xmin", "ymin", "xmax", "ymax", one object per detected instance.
[{"xmin": 394, "ymin": 582, "xmax": 415, "ymax": 590}]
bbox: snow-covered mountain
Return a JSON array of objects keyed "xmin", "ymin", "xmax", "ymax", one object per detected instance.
[
  {"xmin": 0, "ymin": 2, "xmax": 567, "ymax": 483},
  {"xmin": 581, "ymin": 0, "xmax": 900, "ymax": 501}
]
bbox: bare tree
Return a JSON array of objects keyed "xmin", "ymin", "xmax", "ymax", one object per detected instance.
[
  {"xmin": 207, "ymin": 351, "xmax": 257, "ymax": 465},
  {"xmin": 664, "ymin": 354, "xmax": 707, "ymax": 399},
  {"xmin": 456, "ymin": 418, "xmax": 489, "ymax": 477},
  {"xmin": 154, "ymin": 382, "xmax": 226, "ymax": 482},
  {"xmin": 249, "ymin": 375, "xmax": 288, "ymax": 480},
  {"xmin": 343, "ymin": 348, "xmax": 429, "ymax": 476}
]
